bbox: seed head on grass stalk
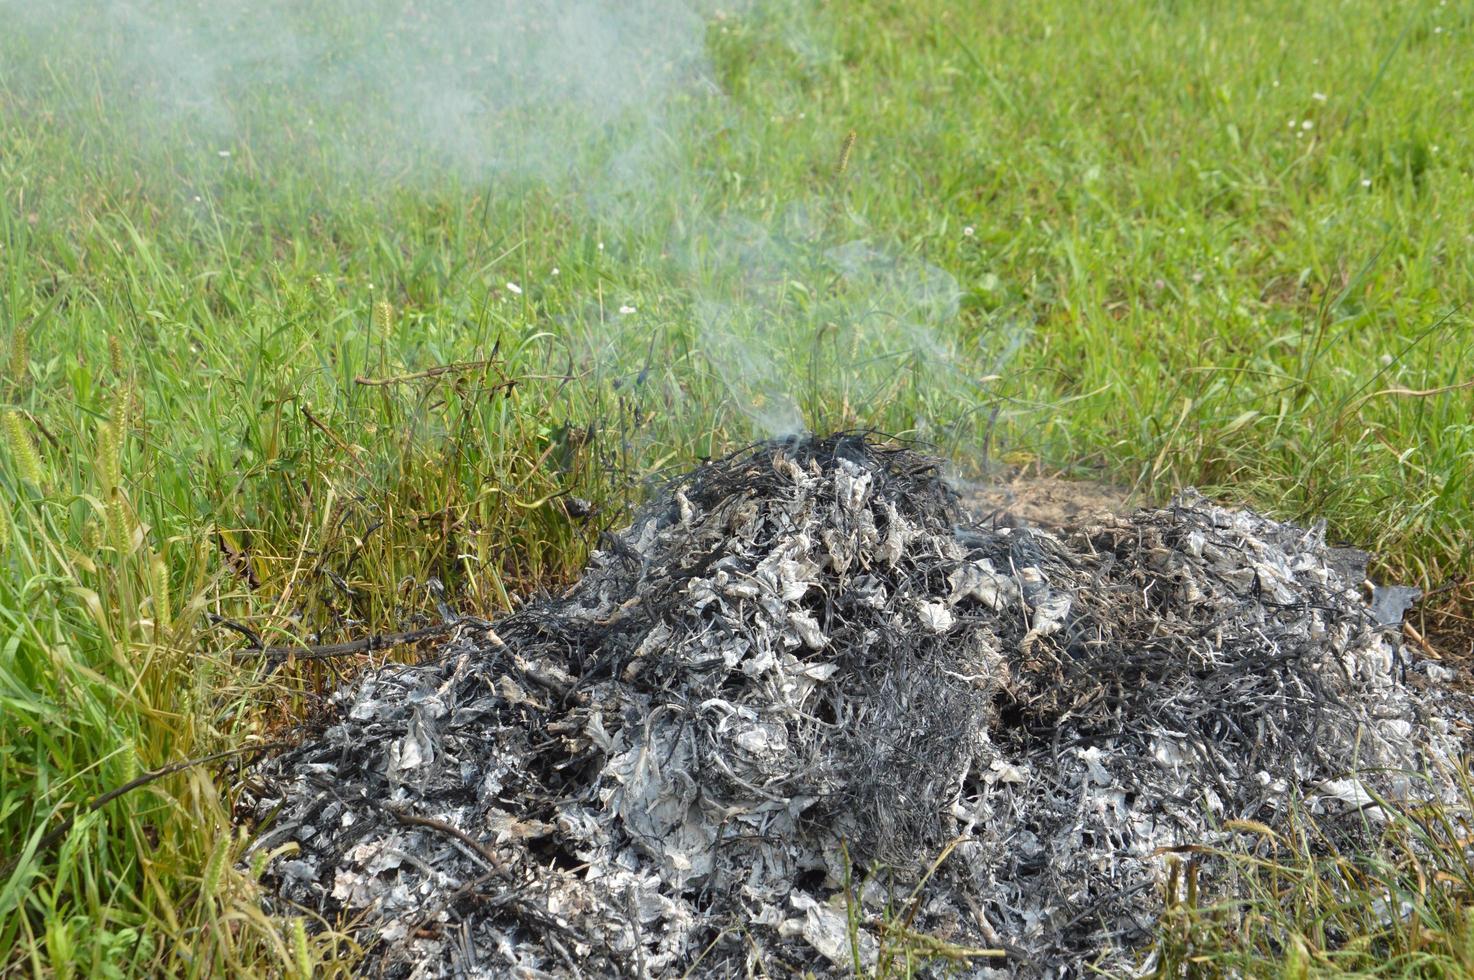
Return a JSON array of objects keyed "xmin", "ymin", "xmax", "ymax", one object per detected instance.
[
  {"xmin": 108, "ymin": 490, "xmax": 134, "ymax": 559},
  {"xmin": 292, "ymin": 917, "xmax": 312, "ymax": 979},
  {"xmin": 371, "ymin": 299, "xmax": 395, "ymax": 376},
  {"xmin": 81, "ymin": 518, "xmax": 102, "ymax": 554},
  {"xmin": 111, "ymin": 382, "xmax": 134, "ymax": 434},
  {"xmin": 120, "ymin": 736, "xmax": 140, "ymax": 786},
  {"xmin": 201, "ymin": 832, "xmax": 232, "ymax": 908},
  {"xmin": 7, "ymin": 325, "xmax": 28, "ymax": 388},
  {"xmin": 4, "ymin": 410, "xmax": 47, "ymax": 490},
  {"xmin": 96, "ymin": 420, "xmax": 122, "ymax": 494},
  {"xmin": 151, "ymin": 554, "xmax": 172, "ymax": 636},
  {"xmin": 374, "ymin": 300, "xmax": 394, "ymax": 335},
  {"xmin": 107, "ymin": 333, "xmax": 126, "ymax": 377},
  {"xmin": 835, "ymin": 129, "xmax": 857, "ymax": 178}
]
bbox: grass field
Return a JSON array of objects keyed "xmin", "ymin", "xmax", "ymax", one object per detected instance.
[{"xmin": 2, "ymin": 0, "xmax": 1472, "ymax": 974}]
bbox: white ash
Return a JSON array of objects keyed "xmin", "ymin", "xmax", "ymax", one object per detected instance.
[{"xmin": 243, "ymin": 434, "xmax": 1472, "ymax": 977}]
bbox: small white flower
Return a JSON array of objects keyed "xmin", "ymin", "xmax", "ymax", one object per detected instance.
[
  {"xmin": 597, "ymin": 241, "xmax": 604, "ymax": 251},
  {"xmin": 1312, "ymin": 92, "xmax": 1328, "ymax": 102},
  {"xmin": 1361, "ymin": 178, "xmax": 1372, "ymax": 188},
  {"xmin": 1380, "ymin": 354, "xmax": 1394, "ymax": 367},
  {"xmin": 1301, "ymin": 120, "xmax": 1314, "ymax": 130},
  {"xmin": 217, "ymin": 149, "xmax": 231, "ymax": 158},
  {"xmin": 1431, "ymin": 144, "xmax": 1440, "ymax": 153},
  {"xmin": 1434, "ymin": 26, "xmax": 1442, "ymax": 34},
  {"xmin": 506, "ymin": 282, "xmax": 522, "ymax": 295},
  {"xmin": 963, "ymin": 226, "xmax": 975, "ymax": 237},
  {"xmin": 1272, "ymin": 79, "xmax": 1280, "ymax": 88},
  {"xmin": 550, "ymin": 267, "xmax": 560, "ymax": 276},
  {"xmin": 192, "ymin": 195, "xmax": 202, "ymax": 202},
  {"xmin": 1288, "ymin": 119, "xmax": 1297, "ymax": 128},
  {"xmin": 618, "ymin": 304, "xmax": 636, "ymax": 315}
]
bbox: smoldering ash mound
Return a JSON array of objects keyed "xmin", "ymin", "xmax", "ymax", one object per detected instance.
[{"xmin": 246, "ymin": 434, "xmax": 1471, "ymax": 977}]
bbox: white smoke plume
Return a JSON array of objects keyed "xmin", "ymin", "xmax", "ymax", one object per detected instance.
[
  {"xmin": 1, "ymin": 0, "xmax": 712, "ymax": 185},
  {"xmin": 2, "ymin": 0, "xmax": 1019, "ymax": 454}
]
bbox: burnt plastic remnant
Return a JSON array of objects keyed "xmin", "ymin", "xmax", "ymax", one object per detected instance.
[{"xmin": 245, "ymin": 434, "xmax": 1470, "ymax": 977}]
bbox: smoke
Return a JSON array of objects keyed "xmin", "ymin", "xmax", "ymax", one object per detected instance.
[
  {"xmin": 3, "ymin": 0, "xmax": 1019, "ymax": 458},
  {"xmin": 672, "ymin": 207, "xmax": 980, "ymax": 440},
  {"xmin": 1, "ymin": 0, "xmax": 711, "ymax": 186}
]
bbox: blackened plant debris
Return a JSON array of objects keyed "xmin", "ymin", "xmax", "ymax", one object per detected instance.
[{"xmin": 245, "ymin": 434, "xmax": 1473, "ymax": 977}]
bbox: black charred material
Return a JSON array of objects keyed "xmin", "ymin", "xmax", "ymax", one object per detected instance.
[{"xmin": 245, "ymin": 434, "xmax": 1470, "ymax": 977}]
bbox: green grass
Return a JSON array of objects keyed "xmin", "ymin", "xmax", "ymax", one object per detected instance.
[
  {"xmin": 1151, "ymin": 774, "xmax": 1474, "ymax": 978},
  {"xmin": 1, "ymin": 0, "xmax": 1471, "ymax": 974}
]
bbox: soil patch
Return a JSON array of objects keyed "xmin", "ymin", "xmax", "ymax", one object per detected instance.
[{"xmin": 961, "ymin": 475, "xmax": 1135, "ymax": 530}]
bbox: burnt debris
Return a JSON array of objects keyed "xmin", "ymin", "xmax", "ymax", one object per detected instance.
[{"xmin": 245, "ymin": 434, "xmax": 1470, "ymax": 977}]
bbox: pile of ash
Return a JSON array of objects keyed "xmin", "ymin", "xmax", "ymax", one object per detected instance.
[{"xmin": 244, "ymin": 434, "xmax": 1470, "ymax": 977}]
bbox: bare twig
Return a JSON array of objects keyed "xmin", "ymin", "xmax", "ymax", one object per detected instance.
[
  {"xmin": 206, "ymin": 613, "xmax": 263, "ymax": 648},
  {"xmin": 1352, "ymin": 376, "xmax": 1474, "ymax": 413},
  {"xmin": 1403, "ymin": 621, "xmax": 1442, "ymax": 660},
  {"xmin": 388, "ymin": 806, "xmax": 504, "ymax": 871},
  {"xmin": 1, "ymin": 742, "xmax": 291, "ymax": 879},
  {"xmin": 21, "ymin": 408, "xmax": 62, "ymax": 450},
  {"xmin": 353, "ymin": 360, "xmax": 502, "ymax": 387},
  {"xmin": 300, "ymin": 403, "xmax": 360, "ymax": 459}
]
